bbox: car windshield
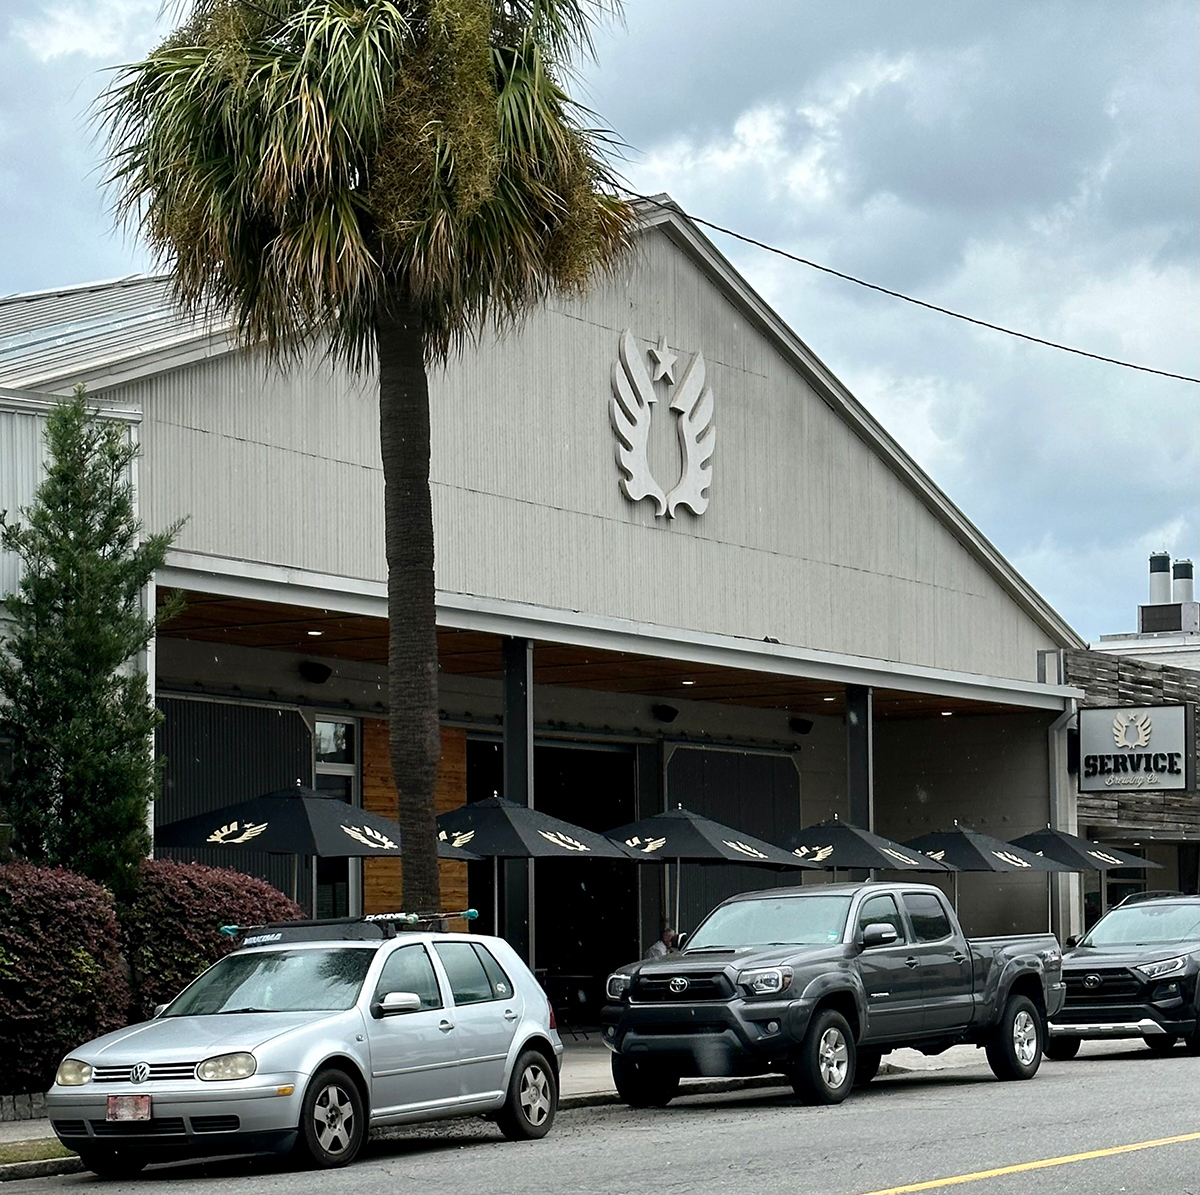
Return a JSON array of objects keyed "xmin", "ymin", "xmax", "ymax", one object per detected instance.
[
  {"xmin": 686, "ymin": 895, "xmax": 852, "ymax": 950},
  {"xmin": 1081, "ymin": 903, "xmax": 1200, "ymax": 948},
  {"xmin": 164, "ymin": 948, "xmax": 377, "ymax": 1016}
]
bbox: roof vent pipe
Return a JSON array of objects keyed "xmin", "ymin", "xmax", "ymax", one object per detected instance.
[
  {"xmin": 1172, "ymin": 559, "xmax": 1194, "ymax": 604},
  {"xmin": 1149, "ymin": 552, "xmax": 1171, "ymax": 604}
]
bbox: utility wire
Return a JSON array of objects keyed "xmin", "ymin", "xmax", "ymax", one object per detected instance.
[{"xmin": 627, "ymin": 191, "xmax": 1200, "ymax": 385}]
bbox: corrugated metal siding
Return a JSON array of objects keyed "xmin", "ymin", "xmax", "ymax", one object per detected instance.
[
  {"xmin": 155, "ymin": 697, "xmax": 314, "ymax": 903},
  {"xmin": 666, "ymin": 747, "xmax": 802, "ymax": 933},
  {"xmin": 0, "ymin": 408, "xmax": 48, "ymax": 597}
]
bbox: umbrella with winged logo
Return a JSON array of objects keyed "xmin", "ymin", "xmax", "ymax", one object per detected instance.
[
  {"xmin": 435, "ymin": 796, "xmax": 635, "ymax": 933},
  {"xmin": 157, "ymin": 787, "xmax": 479, "ymax": 913},
  {"xmin": 1007, "ymin": 826, "xmax": 1164, "ymax": 872},
  {"xmin": 603, "ymin": 805, "xmax": 816, "ymax": 929},
  {"xmin": 783, "ymin": 815, "xmax": 955, "ymax": 877},
  {"xmin": 903, "ymin": 821, "xmax": 1075, "ymax": 909}
]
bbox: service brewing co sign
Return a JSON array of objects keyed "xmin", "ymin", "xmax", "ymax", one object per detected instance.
[{"xmin": 1078, "ymin": 705, "xmax": 1194, "ymax": 792}]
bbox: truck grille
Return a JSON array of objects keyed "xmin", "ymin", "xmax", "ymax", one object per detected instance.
[
  {"xmin": 632, "ymin": 972, "xmax": 733, "ymax": 1002},
  {"xmin": 1064, "ymin": 969, "xmax": 1142, "ymax": 1006},
  {"xmin": 92, "ymin": 1062, "xmax": 198, "ymax": 1083}
]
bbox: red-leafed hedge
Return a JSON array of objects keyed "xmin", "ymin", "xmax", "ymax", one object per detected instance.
[
  {"xmin": 0, "ymin": 864, "xmax": 129, "ymax": 1094},
  {"xmin": 120, "ymin": 859, "xmax": 302, "ymax": 1020}
]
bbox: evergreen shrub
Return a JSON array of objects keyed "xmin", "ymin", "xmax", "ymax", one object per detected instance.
[
  {"xmin": 0, "ymin": 864, "xmax": 128, "ymax": 1094},
  {"xmin": 120, "ymin": 859, "xmax": 302, "ymax": 1020}
]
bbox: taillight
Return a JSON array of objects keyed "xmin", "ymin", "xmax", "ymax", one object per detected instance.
[{"xmin": 547, "ymin": 1000, "xmax": 557, "ymax": 1031}]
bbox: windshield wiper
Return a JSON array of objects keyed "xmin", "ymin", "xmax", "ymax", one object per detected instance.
[
  {"xmin": 685, "ymin": 945, "xmax": 735, "ymax": 953},
  {"xmin": 215, "ymin": 1006, "xmax": 272, "ymax": 1014}
]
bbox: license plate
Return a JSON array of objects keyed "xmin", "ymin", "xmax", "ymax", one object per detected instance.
[{"xmin": 106, "ymin": 1095, "xmax": 151, "ymax": 1122}]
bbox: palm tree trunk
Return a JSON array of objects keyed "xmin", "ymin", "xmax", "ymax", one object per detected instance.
[{"xmin": 377, "ymin": 294, "xmax": 441, "ymax": 912}]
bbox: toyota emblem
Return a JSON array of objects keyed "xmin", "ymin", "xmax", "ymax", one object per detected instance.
[
  {"xmin": 130, "ymin": 1062, "xmax": 151, "ymax": 1085},
  {"xmin": 668, "ymin": 976, "xmax": 689, "ymax": 994},
  {"xmin": 1082, "ymin": 974, "xmax": 1102, "ymax": 990}
]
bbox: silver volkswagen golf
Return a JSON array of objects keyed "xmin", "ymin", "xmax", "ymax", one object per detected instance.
[{"xmin": 46, "ymin": 919, "xmax": 562, "ymax": 1178}]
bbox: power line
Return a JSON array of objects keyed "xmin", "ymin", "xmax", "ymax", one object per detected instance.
[{"xmin": 629, "ymin": 191, "xmax": 1200, "ymax": 385}]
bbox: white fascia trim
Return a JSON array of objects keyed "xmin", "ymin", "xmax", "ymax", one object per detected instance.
[
  {"xmin": 636, "ymin": 201, "xmax": 1085, "ymax": 652},
  {"xmin": 158, "ymin": 549, "xmax": 1080, "ymax": 711},
  {"xmin": 0, "ymin": 385, "xmax": 142, "ymax": 422}
]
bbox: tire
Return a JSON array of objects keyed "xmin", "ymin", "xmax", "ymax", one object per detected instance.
[
  {"xmin": 1144, "ymin": 1035, "xmax": 1178, "ymax": 1056},
  {"xmin": 75, "ymin": 1149, "xmax": 147, "ymax": 1180},
  {"xmin": 985, "ymin": 994, "xmax": 1042, "ymax": 1081},
  {"xmin": 497, "ymin": 1049, "xmax": 558, "ymax": 1140},
  {"xmin": 853, "ymin": 1048, "xmax": 882, "ymax": 1087},
  {"xmin": 611, "ymin": 1054, "xmax": 681, "ymax": 1108},
  {"xmin": 1183, "ymin": 1031, "xmax": 1200, "ymax": 1056},
  {"xmin": 293, "ymin": 1067, "xmax": 366, "ymax": 1169},
  {"xmin": 788, "ymin": 1008, "xmax": 856, "ymax": 1105},
  {"xmin": 1044, "ymin": 1036, "xmax": 1081, "ymax": 1061}
]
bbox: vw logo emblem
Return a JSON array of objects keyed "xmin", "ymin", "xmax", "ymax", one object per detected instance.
[
  {"xmin": 668, "ymin": 976, "xmax": 689, "ymax": 994},
  {"xmin": 130, "ymin": 1062, "xmax": 151, "ymax": 1084},
  {"xmin": 1082, "ymin": 974, "xmax": 1102, "ymax": 990}
]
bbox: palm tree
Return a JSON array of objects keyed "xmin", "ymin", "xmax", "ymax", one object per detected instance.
[{"xmin": 101, "ymin": 0, "xmax": 634, "ymax": 910}]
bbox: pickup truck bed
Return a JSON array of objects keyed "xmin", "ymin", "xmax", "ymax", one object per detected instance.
[{"xmin": 602, "ymin": 882, "xmax": 1063, "ymax": 1107}]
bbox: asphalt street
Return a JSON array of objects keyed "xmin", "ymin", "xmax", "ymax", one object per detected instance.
[{"xmin": 17, "ymin": 1042, "xmax": 1200, "ymax": 1195}]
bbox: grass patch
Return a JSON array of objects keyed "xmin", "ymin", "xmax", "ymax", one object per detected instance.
[{"xmin": 0, "ymin": 1139, "xmax": 76, "ymax": 1164}]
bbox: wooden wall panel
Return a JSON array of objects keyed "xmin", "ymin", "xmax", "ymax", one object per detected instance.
[{"xmin": 361, "ymin": 720, "xmax": 469, "ymax": 924}]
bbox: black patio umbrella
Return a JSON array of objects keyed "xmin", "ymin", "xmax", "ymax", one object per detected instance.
[
  {"xmin": 903, "ymin": 822, "xmax": 1075, "ymax": 909},
  {"xmin": 603, "ymin": 805, "xmax": 816, "ymax": 928},
  {"xmin": 1007, "ymin": 827, "xmax": 1164, "ymax": 872},
  {"xmin": 157, "ymin": 787, "xmax": 479, "ymax": 912},
  {"xmin": 783, "ymin": 815, "xmax": 955, "ymax": 876},
  {"xmin": 436, "ymin": 796, "xmax": 634, "ymax": 933}
]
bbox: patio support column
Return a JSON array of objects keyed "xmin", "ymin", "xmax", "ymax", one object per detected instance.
[
  {"xmin": 846, "ymin": 686, "xmax": 874, "ymax": 882},
  {"xmin": 502, "ymin": 636, "xmax": 534, "ymax": 962}
]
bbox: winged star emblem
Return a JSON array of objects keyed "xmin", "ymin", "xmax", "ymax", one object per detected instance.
[
  {"xmin": 723, "ymin": 840, "xmax": 769, "ymax": 859},
  {"xmin": 538, "ymin": 830, "xmax": 591, "ymax": 852},
  {"xmin": 439, "ymin": 829, "xmax": 476, "ymax": 849},
  {"xmin": 207, "ymin": 820, "xmax": 268, "ymax": 844},
  {"xmin": 793, "ymin": 845, "xmax": 835, "ymax": 862},
  {"xmin": 610, "ymin": 330, "xmax": 715, "ymax": 518},
  {"xmin": 341, "ymin": 824, "xmax": 397, "ymax": 850}
]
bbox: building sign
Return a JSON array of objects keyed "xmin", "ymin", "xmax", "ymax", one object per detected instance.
[
  {"xmin": 610, "ymin": 330, "xmax": 715, "ymax": 518},
  {"xmin": 1078, "ymin": 705, "xmax": 1195, "ymax": 792}
]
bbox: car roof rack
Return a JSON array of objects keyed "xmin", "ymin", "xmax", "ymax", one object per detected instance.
[{"xmin": 220, "ymin": 908, "xmax": 479, "ymax": 945}]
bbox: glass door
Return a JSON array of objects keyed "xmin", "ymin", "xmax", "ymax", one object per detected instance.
[{"xmin": 314, "ymin": 718, "xmax": 360, "ymax": 917}]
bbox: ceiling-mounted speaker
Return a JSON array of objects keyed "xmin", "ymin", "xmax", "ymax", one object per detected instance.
[
  {"xmin": 299, "ymin": 661, "xmax": 333, "ymax": 685},
  {"xmin": 788, "ymin": 717, "xmax": 814, "ymax": 735},
  {"xmin": 651, "ymin": 703, "xmax": 679, "ymax": 724}
]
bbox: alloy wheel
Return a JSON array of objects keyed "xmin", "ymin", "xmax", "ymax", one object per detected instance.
[
  {"xmin": 313, "ymin": 1082, "xmax": 356, "ymax": 1155},
  {"xmin": 1012, "ymin": 1010, "xmax": 1038, "ymax": 1066},
  {"xmin": 818, "ymin": 1027, "xmax": 849, "ymax": 1089},
  {"xmin": 519, "ymin": 1062, "xmax": 552, "ymax": 1126}
]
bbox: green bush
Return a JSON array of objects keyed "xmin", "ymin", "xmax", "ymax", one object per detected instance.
[
  {"xmin": 0, "ymin": 864, "xmax": 129, "ymax": 1094},
  {"xmin": 120, "ymin": 859, "xmax": 302, "ymax": 1020}
]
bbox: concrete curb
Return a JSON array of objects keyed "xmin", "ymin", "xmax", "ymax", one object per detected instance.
[{"xmin": 0, "ymin": 1157, "xmax": 84, "ymax": 1183}]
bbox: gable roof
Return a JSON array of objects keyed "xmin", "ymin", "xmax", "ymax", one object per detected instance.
[{"xmin": 0, "ymin": 197, "xmax": 1084, "ymax": 649}]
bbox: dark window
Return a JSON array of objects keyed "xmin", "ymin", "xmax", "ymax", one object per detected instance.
[
  {"xmin": 857, "ymin": 894, "xmax": 905, "ymax": 941},
  {"xmin": 435, "ymin": 942, "xmax": 495, "ymax": 1005},
  {"xmin": 472, "ymin": 944, "xmax": 514, "ymax": 1000},
  {"xmin": 375, "ymin": 944, "xmax": 441, "ymax": 1010},
  {"xmin": 903, "ymin": 893, "xmax": 953, "ymax": 942}
]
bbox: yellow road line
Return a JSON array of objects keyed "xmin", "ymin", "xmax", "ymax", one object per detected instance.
[{"xmin": 858, "ymin": 1132, "xmax": 1200, "ymax": 1195}]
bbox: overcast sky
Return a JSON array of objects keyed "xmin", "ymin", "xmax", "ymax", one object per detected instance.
[{"xmin": 1, "ymin": 0, "xmax": 1196, "ymax": 643}]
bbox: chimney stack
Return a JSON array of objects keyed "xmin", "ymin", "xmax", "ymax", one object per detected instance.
[
  {"xmin": 1172, "ymin": 559, "xmax": 1194, "ymax": 604},
  {"xmin": 1148, "ymin": 551, "xmax": 1171, "ymax": 604}
]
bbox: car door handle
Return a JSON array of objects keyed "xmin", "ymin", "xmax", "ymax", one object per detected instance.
[
  {"xmin": 503, "ymin": 1009, "xmax": 518, "ymax": 1022},
  {"xmin": 904, "ymin": 956, "xmax": 919, "ymax": 969},
  {"xmin": 438, "ymin": 1019, "xmax": 456, "ymax": 1032},
  {"xmin": 952, "ymin": 951, "xmax": 967, "ymax": 964}
]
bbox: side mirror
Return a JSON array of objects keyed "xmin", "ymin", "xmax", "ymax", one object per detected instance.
[
  {"xmin": 1065, "ymin": 936, "xmax": 1079, "ymax": 950},
  {"xmin": 152, "ymin": 1004, "xmax": 169, "ymax": 1018},
  {"xmin": 676, "ymin": 932, "xmax": 689, "ymax": 951},
  {"xmin": 373, "ymin": 991, "xmax": 422, "ymax": 1019},
  {"xmin": 861, "ymin": 923, "xmax": 900, "ymax": 949}
]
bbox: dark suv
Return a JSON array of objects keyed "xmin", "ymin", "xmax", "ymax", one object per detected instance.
[{"xmin": 1047, "ymin": 895, "xmax": 1200, "ymax": 1059}]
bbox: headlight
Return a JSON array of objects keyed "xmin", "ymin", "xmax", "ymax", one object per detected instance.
[
  {"xmin": 55, "ymin": 1059, "xmax": 93, "ymax": 1087},
  {"xmin": 1136, "ymin": 957, "xmax": 1187, "ymax": 981},
  {"xmin": 606, "ymin": 973, "xmax": 633, "ymax": 1000},
  {"xmin": 739, "ymin": 966, "xmax": 793, "ymax": 996},
  {"xmin": 196, "ymin": 1052, "xmax": 257, "ymax": 1081}
]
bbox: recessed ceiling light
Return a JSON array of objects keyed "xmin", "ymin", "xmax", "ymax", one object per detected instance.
[
  {"xmin": 823, "ymin": 696, "xmax": 836, "ymax": 702},
  {"xmin": 307, "ymin": 630, "xmax": 324, "ymax": 637},
  {"xmin": 941, "ymin": 711, "xmax": 953, "ymax": 717},
  {"xmin": 680, "ymin": 679, "xmax": 695, "ymax": 686}
]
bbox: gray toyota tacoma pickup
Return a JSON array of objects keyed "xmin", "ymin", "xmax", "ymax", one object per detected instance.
[{"xmin": 601, "ymin": 882, "xmax": 1064, "ymax": 1106}]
